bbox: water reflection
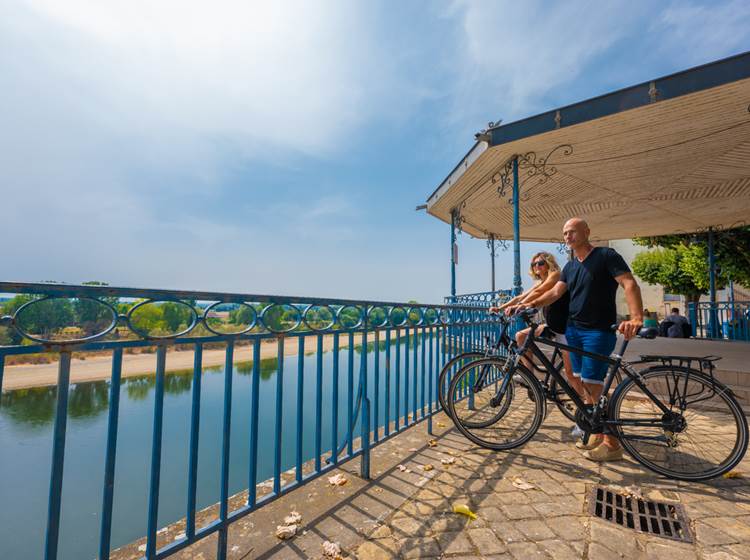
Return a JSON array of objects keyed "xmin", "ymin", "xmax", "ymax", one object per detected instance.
[
  {"xmin": 0, "ymin": 356, "xmax": 282, "ymax": 427},
  {"xmin": 68, "ymin": 382, "xmax": 109, "ymax": 419}
]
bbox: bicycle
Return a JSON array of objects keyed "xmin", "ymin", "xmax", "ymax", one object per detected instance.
[
  {"xmin": 437, "ymin": 313, "xmax": 606, "ymax": 424},
  {"xmin": 446, "ymin": 308, "xmax": 748, "ymax": 481}
]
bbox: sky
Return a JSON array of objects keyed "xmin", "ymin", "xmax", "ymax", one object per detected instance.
[{"xmin": 2, "ymin": 0, "xmax": 749, "ymax": 303}]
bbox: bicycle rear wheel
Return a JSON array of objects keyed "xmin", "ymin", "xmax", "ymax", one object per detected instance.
[
  {"xmin": 437, "ymin": 351, "xmax": 485, "ymax": 413},
  {"xmin": 610, "ymin": 366, "xmax": 748, "ymax": 481},
  {"xmin": 447, "ymin": 358, "xmax": 545, "ymax": 451}
]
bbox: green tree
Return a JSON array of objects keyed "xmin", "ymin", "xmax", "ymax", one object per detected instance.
[
  {"xmin": 635, "ymin": 226, "xmax": 750, "ymax": 289},
  {"xmin": 161, "ymin": 302, "xmax": 191, "ymax": 333},
  {"xmin": 632, "ymin": 247, "xmax": 705, "ymax": 303}
]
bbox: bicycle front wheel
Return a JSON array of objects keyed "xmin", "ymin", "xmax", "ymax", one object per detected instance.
[
  {"xmin": 610, "ymin": 367, "xmax": 748, "ymax": 481},
  {"xmin": 447, "ymin": 358, "xmax": 546, "ymax": 451}
]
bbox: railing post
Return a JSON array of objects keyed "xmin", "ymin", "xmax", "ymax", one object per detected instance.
[
  {"xmin": 145, "ymin": 345, "xmax": 167, "ymax": 560},
  {"xmin": 44, "ymin": 351, "xmax": 72, "ymax": 560},
  {"xmin": 360, "ymin": 397, "xmax": 371, "ymax": 479},
  {"xmin": 99, "ymin": 348, "xmax": 123, "ymax": 560},
  {"xmin": 688, "ymin": 302, "xmax": 698, "ymax": 337}
]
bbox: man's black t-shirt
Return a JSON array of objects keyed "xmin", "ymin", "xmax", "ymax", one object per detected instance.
[{"xmin": 560, "ymin": 247, "xmax": 630, "ymax": 330}]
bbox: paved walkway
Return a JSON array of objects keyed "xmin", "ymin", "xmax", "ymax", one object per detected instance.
[{"xmin": 113, "ymin": 405, "xmax": 750, "ymax": 560}]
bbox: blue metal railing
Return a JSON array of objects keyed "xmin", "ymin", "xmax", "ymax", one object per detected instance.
[
  {"xmin": 689, "ymin": 300, "xmax": 750, "ymax": 341},
  {"xmin": 444, "ymin": 289, "xmax": 512, "ymax": 307},
  {"xmin": 0, "ymin": 282, "xmax": 499, "ymax": 560}
]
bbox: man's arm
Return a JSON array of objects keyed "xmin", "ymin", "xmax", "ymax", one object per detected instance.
[
  {"xmin": 523, "ymin": 280, "xmax": 567, "ymax": 309},
  {"xmin": 616, "ymin": 273, "xmax": 644, "ymax": 339}
]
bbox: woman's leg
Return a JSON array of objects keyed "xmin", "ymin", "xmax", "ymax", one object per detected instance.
[{"xmin": 515, "ymin": 327, "xmax": 533, "ymax": 371}]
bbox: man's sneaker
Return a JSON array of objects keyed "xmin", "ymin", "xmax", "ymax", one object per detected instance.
[
  {"xmin": 570, "ymin": 425, "xmax": 585, "ymax": 439},
  {"xmin": 583, "ymin": 443, "xmax": 624, "ymax": 462},
  {"xmin": 575, "ymin": 434, "xmax": 603, "ymax": 450}
]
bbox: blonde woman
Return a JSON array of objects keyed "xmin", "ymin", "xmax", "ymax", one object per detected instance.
[{"xmin": 490, "ymin": 252, "xmax": 574, "ymax": 396}]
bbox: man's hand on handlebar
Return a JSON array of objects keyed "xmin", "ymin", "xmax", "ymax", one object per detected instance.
[{"xmin": 618, "ymin": 318, "xmax": 644, "ymax": 340}]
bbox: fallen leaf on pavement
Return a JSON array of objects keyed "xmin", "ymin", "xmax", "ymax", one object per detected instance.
[
  {"xmin": 452, "ymin": 503, "xmax": 477, "ymax": 520},
  {"xmin": 441, "ymin": 457, "xmax": 455, "ymax": 466},
  {"xmin": 724, "ymin": 471, "xmax": 744, "ymax": 479},
  {"xmin": 428, "ymin": 439, "xmax": 438, "ymax": 447},
  {"xmin": 421, "ymin": 464, "xmax": 434, "ymax": 471},
  {"xmin": 284, "ymin": 511, "xmax": 302, "ymax": 525},
  {"xmin": 275, "ymin": 525, "xmax": 297, "ymax": 540},
  {"xmin": 512, "ymin": 477, "xmax": 535, "ymax": 490},
  {"xmin": 322, "ymin": 540, "xmax": 341, "ymax": 558},
  {"xmin": 328, "ymin": 474, "xmax": 348, "ymax": 486}
]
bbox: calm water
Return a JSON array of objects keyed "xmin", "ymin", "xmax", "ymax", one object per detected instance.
[{"xmin": 0, "ymin": 338, "xmax": 437, "ymax": 560}]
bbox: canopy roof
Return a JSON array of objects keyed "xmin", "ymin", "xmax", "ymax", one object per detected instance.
[{"xmin": 426, "ymin": 51, "xmax": 750, "ymax": 242}]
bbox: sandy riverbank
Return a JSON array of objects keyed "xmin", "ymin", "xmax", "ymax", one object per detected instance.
[{"xmin": 2, "ymin": 333, "xmax": 386, "ymax": 391}]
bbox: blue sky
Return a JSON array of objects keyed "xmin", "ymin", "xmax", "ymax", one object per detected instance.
[{"xmin": 2, "ymin": 1, "xmax": 749, "ymax": 303}]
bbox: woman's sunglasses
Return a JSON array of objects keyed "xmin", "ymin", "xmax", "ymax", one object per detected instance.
[{"xmin": 531, "ymin": 260, "xmax": 547, "ymax": 268}]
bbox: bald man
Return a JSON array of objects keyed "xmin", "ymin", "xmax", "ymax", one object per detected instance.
[{"xmin": 524, "ymin": 218, "xmax": 643, "ymax": 462}]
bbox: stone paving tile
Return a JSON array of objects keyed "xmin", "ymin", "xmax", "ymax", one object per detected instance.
[
  {"xmin": 536, "ymin": 539, "xmax": 581, "ymax": 560},
  {"xmin": 506, "ymin": 541, "xmax": 549, "ymax": 559},
  {"xmin": 513, "ymin": 519, "xmax": 556, "ymax": 541},
  {"xmin": 466, "ymin": 528, "xmax": 507, "ymax": 555},
  {"xmin": 435, "ymin": 531, "xmax": 475, "ymax": 555},
  {"xmin": 645, "ymin": 540, "xmax": 698, "ymax": 560}
]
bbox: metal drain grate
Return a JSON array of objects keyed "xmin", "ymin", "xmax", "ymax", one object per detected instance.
[{"xmin": 587, "ymin": 485, "xmax": 693, "ymax": 543}]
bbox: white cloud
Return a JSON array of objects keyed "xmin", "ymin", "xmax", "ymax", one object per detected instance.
[
  {"xmin": 14, "ymin": 0, "xmax": 385, "ymax": 158},
  {"xmin": 656, "ymin": 0, "xmax": 750, "ymax": 64},
  {"xmin": 447, "ymin": 0, "xmax": 643, "ymax": 127}
]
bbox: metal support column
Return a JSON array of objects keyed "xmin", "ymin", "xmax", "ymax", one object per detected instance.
[
  {"xmin": 708, "ymin": 227, "xmax": 719, "ymax": 338},
  {"xmin": 488, "ymin": 235, "xmax": 496, "ymax": 293},
  {"xmin": 450, "ymin": 209, "xmax": 457, "ymax": 299},
  {"xmin": 512, "ymin": 157, "xmax": 522, "ymax": 296}
]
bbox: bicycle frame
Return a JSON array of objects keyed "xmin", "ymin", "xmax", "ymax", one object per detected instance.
[{"xmin": 497, "ymin": 320, "xmax": 675, "ymax": 434}]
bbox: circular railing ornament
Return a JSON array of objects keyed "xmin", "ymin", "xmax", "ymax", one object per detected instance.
[
  {"xmin": 406, "ymin": 307, "xmax": 424, "ymax": 326},
  {"xmin": 423, "ymin": 308, "xmax": 439, "ymax": 325},
  {"xmin": 302, "ymin": 304, "xmax": 336, "ymax": 331},
  {"xmin": 439, "ymin": 308, "xmax": 451, "ymax": 325},
  {"xmin": 389, "ymin": 306, "xmax": 408, "ymax": 327},
  {"xmin": 14, "ymin": 296, "xmax": 119, "ymax": 344},
  {"xmin": 203, "ymin": 302, "xmax": 257, "ymax": 335},
  {"xmin": 367, "ymin": 306, "xmax": 389, "ymax": 328},
  {"xmin": 337, "ymin": 305, "xmax": 364, "ymax": 330},
  {"xmin": 260, "ymin": 303, "xmax": 302, "ymax": 333},
  {"xmin": 127, "ymin": 299, "xmax": 198, "ymax": 339}
]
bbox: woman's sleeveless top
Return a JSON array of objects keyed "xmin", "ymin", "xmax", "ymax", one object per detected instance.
[{"xmin": 543, "ymin": 291, "xmax": 569, "ymax": 334}]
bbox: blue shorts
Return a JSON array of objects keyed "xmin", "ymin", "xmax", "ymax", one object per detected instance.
[{"xmin": 564, "ymin": 324, "xmax": 617, "ymax": 385}]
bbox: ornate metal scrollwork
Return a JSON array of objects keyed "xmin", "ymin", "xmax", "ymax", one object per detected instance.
[
  {"xmin": 486, "ymin": 235, "xmax": 509, "ymax": 252},
  {"xmin": 556, "ymin": 242, "xmax": 570, "ymax": 256},
  {"xmin": 517, "ymin": 144, "xmax": 573, "ymax": 186},
  {"xmin": 494, "ymin": 159, "xmax": 514, "ymax": 199},
  {"xmin": 453, "ymin": 201, "xmax": 468, "ymax": 235},
  {"xmin": 495, "ymin": 144, "xmax": 574, "ymax": 204}
]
